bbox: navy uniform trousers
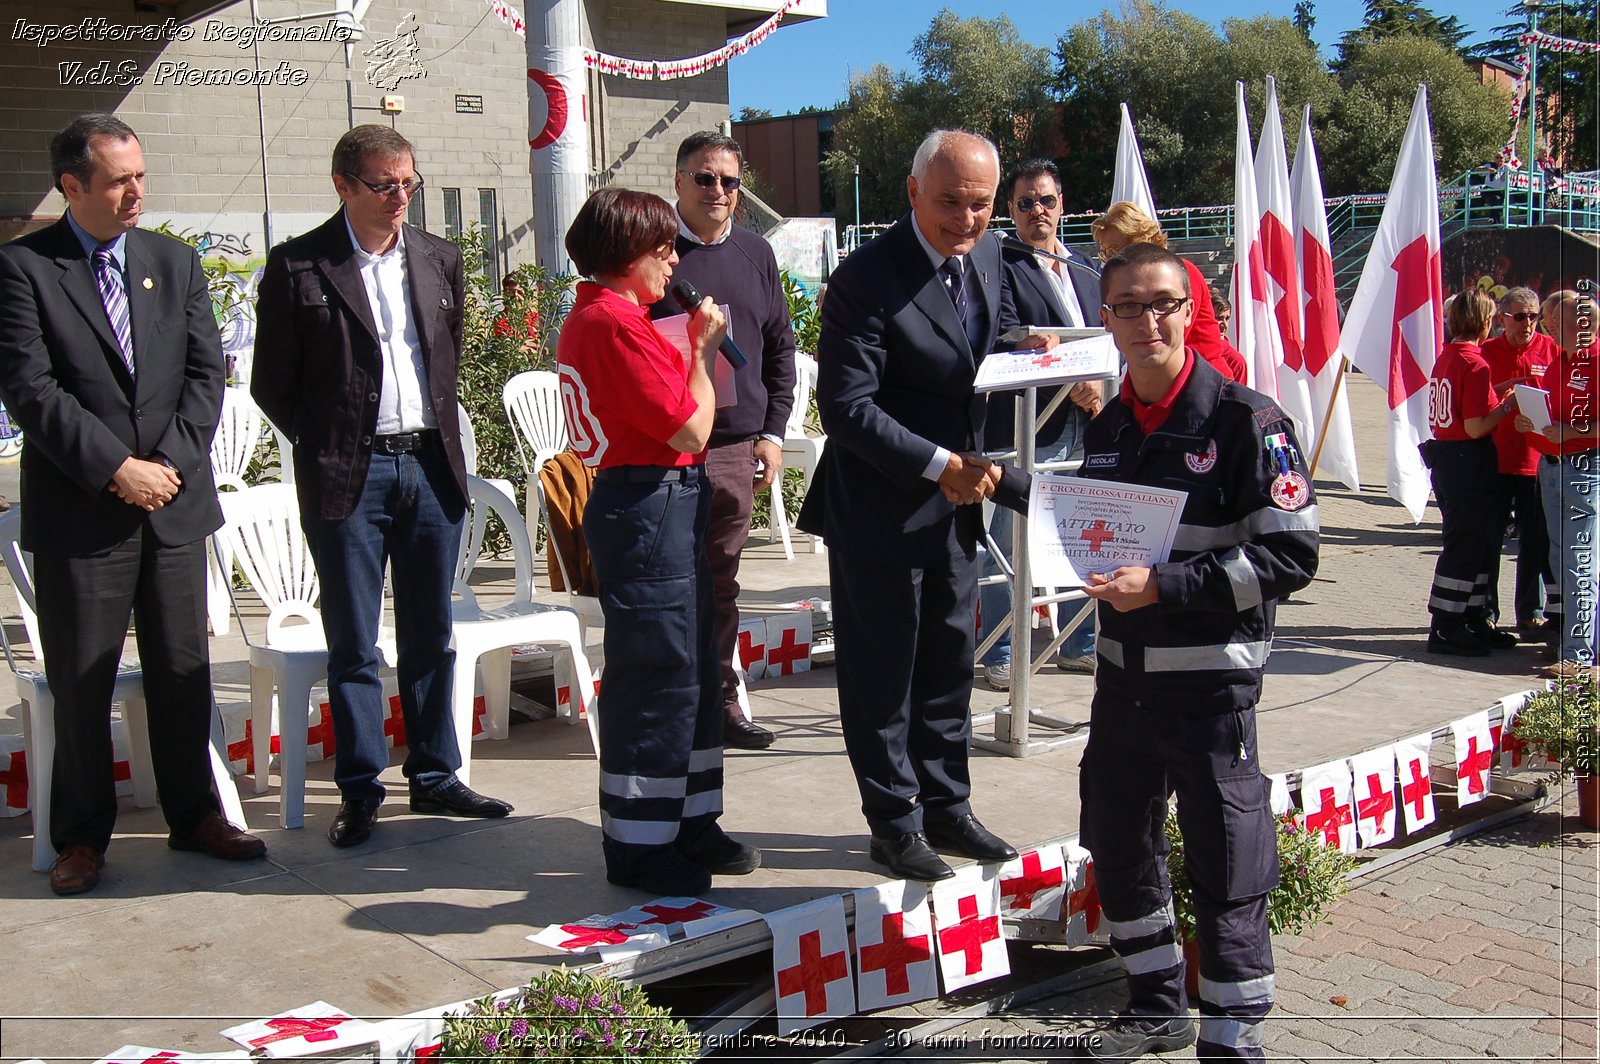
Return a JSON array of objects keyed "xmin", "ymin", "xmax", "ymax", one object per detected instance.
[
  {"xmin": 1422, "ymin": 437, "xmax": 1502, "ymax": 624},
  {"xmin": 584, "ymin": 464, "xmax": 725, "ymax": 879}
]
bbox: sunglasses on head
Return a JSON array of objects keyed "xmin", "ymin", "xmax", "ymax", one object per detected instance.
[
  {"xmin": 1505, "ymin": 311, "xmax": 1541, "ymax": 323},
  {"xmin": 1014, "ymin": 194, "xmax": 1058, "ymax": 212},
  {"xmin": 681, "ymin": 170, "xmax": 741, "ymax": 191}
]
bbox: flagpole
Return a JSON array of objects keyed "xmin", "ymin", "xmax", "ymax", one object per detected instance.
[{"xmin": 1307, "ymin": 356, "xmax": 1351, "ymax": 480}]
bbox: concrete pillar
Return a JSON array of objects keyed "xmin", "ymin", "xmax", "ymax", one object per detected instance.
[{"xmin": 526, "ymin": 0, "xmax": 590, "ymax": 272}]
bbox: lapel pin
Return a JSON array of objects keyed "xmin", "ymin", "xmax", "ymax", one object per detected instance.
[{"xmin": 142, "ymin": 277, "xmax": 153, "ymax": 289}]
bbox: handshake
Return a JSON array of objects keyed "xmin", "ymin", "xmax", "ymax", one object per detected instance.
[{"xmin": 937, "ymin": 451, "xmax": 1003, "ymax": 506}]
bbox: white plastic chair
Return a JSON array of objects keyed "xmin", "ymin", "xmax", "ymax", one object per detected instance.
[
  {"xmin": 532, "ymin": 465, "xmax": 605, "ymax": 640},
  {"xmin": 776, "ymin": 352, "xmax": 826, "ymax": 555},
  {"xmin": 206, "ymin": 388, "xmax": 276, "ymax": 635},
  {"xmin": 0, "ymin": 508, "xmax": 244, "ymax": 871},
  {"xmin": 216, "ymin": 484, "xmax": 395, "ymax": 829},
  {"xmin": 452, "ymin": 476, "xmax": 599, "ymax": 766},
  {"xmin": 457, "ymin": 400, "xmax": 515, "ymax": 503},
  {"xmin": 503, "ymin": 371, "xmax": 569, "ymax": 561}
]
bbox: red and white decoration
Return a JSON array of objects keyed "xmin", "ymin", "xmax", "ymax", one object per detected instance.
[
  {"xmin": 764, "ymin": 612, "xmax": 812, "ymax": 677},
  {"xmin": 737, "ymin": 618, "xmax": 768, "ymax": 681},
  {"xmin": 1494, "ymin": 691, "xmax": 1546, "ymax": 774},
  {"xmin": 1254, "ymin": 77, "xmax": 1311, "ymax": 429},
  {"xmin": 1230, "ymin": 81, "xmax": 1278, "ymax": 399},
  {"xmin": 1062, "ymin": 840, "xmax": 1103, "ymax": 946},
  {"xmin": 1394, "ymin": 732, "xmax": 1437, "ymax": 833},
  {"xmin": 1350, "ymin": 746, "xmax": 1398, "ymax": 848},
  {"xmin": 765, "ymin": 895, "xmax": 855, "ymax": 1036},
  {"xmin": 1, "ymin": 732, "xmax": 28, "ymax": 817},
  {"xmin": 853, "ymin": 880, "xmax": 939, "ymax": 1011},
  {"xmin": 1300, "ymin": 759, "xmax": 1357, "ymax": 853},
  {"xmin": 1451, "ymin": 710, "xmax": 1495, "ymax": 808},
  {"xmin": 997, "ymin": 845, "xmax": 1067, "ymax": 923},
  {"xmin": 930, "ymin": 864, "xmax": 1009, "ymax": 992},
  {"xmin": 220, "ymin": 1002, "xmax": 381, "ymax": 1057},
  {"xmin": 1267, "ymin": 773, "xmax": 1292, "ymax": 817},
  {"xmin": 529, "ymin": 915, "xmax": 649, "ymax": 954},
  {"xmin": 94, "ymin": 1049, "xmax": 246, "ymax": 1063}
]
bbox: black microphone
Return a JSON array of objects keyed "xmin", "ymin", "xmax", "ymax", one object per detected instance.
[
  {"xmin": 1001, "ymin": 232, "xmax": 1079, "ymax": 266},
  {"xmin": 670, "ymin": 280, "xmax": 747, "ymax": 369}
]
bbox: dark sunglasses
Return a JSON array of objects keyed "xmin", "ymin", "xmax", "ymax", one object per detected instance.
[
  {"xmin": 1014, "ymin": 194, "xmax": 1058, "ymax": 212},
  {"xmin": 343, "ymin": 171, "xmax": 424, "ymax": 197},
  {"xmin": 681, "ymin": 170, "xmax": 741, "ymax": 191},
  {"xmin": 1504, "ymin": 311, "xmax": 1541, "ymax": 323}
]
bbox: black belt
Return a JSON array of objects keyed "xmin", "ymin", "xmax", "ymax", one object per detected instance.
[
  {"xmin": 372, "ymin": 430, "xmax": 437, "ymax": 455},
  {"xmin": 596, "ymin": 464, "xmax": 701, "ymax": 485}
]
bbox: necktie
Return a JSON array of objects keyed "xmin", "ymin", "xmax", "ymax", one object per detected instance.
[
  {"xmin": 941, "ymin": 257, "xmax": 968, "ymax": 330},
  {"xmin": 92, "ymin": 246, "xmax": 135, "ymax": 379}
]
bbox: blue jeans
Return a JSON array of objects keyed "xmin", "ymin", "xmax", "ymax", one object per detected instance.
[
  {"xmin": 303, "ymin": 445, "xmax": 466, "ymax": 803},
  {"xmin": 1539, "ymin": 452, "xmax": 1599, "ymax": 665},
  {"xmin": 978, "ymin": 409, "xmax": 1095, "ymax": 665}
]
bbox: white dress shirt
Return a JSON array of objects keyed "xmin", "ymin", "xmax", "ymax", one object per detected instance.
[
  {"xmin": 343, "ymin": 213, "xmax": 435, "ymax": 434},
  {"xmin": 1034, "ymin": 239, "xmax": 1086, "ymax": 328}
]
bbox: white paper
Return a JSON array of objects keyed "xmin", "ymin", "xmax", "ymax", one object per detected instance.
[
  {"xmin": 652, "ymin": 307, "xmax": 737, "ymax": 408},
  {"xmin": 974, "ymin": 332, "xmax": 1119, "ymax": 393},
  {"xmin": 1027, "ymin": 475, "xmax": 1188, "ymax": 587},
  {"xmin": 1515, "ymin": 384, "xmax": 1551, "ymax": 431},
  {"xmin": 997, "ymin": 325, "xmax": 1106, "ymax": 345}
]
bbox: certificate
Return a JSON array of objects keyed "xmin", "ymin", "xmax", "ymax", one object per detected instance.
[
  {"xmin": 1515, "ymin": 384, "xmax": 1551, "ymax": 432},
  {"xmin": 1028, "ymin": 475, "xmax": 1188, "ymax": 587},
  {"xmin": 654, "ymin": 307, "xmax": 737, "ymax": 408},
  {"xmin": 974, "ymin": 332, "xmax": 1119, "ymax": 393}
]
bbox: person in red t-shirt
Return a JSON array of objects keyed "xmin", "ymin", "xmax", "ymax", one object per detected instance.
[
  {"xmin": 557, "ymin": 187, "xmax": 760, "ymax": 897},
  {"xmin": 1482, "ymin": 287, "xmax": 1559, "ymax": 631},
  {"xmin": 1423, "ymin": 289, "xmax": 1519, "ymax": 656}
]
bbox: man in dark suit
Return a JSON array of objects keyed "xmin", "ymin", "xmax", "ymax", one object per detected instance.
[
  {"xmin": 0, "ymin": 113, "xmax": 265, "ymax": 895},
  {"xmin": 796, "ymin": 129, "xmax": 1026, "ymax": 881},
  {"xmin": 252, "ymin": 125, "xmax": 511, "ymax": 848}
]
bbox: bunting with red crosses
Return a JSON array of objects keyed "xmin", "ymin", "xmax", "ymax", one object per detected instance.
[
  {"xmin": 1300, "ymin": 759, "xmax": 1357, "ymax": 854},
  {"xmin": 1349, "ymin": 747, "xmax": 1398, "ymax": 848},
  {"xmin": 853, "ymin": 880, "xmax": 938, "ymax": 1011},
  {"xmin": 765, "ymin": 895, "xmax": 855, "ymax": 1036},
  {"xmin": 93, "ymin": 1049, "xmax": 239, "ymax": 1064},
  {"xmin": 220, "ymin": 1002, "xmax": 380, "ymax": 1057},
  {"xmin": 1062, "ymin": 841, "xmax": 1104, "ymax": 947},
  {"xmin": 1451, "ymin": 711, "xmax": 1495, "ymax": 808},
  {"xmin": 1394, "ymin": 732, "xmax": 1437, "ymax": 834},
  {"xmin": 930, "ymin": 864, "xmax": 1009, "ymax": 992},
  {"xmin": 997, "ymin": 845, "xmax": 1067, "ymax": 922}
]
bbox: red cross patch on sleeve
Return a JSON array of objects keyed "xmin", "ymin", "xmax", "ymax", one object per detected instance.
[{"xmin": 1270, "ymin": 471, "xmax": 1310, "ymax": 511}]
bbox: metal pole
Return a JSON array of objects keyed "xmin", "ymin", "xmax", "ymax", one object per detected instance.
[
  {"xmin": 853, "ymin": 162, "xmax": 861, "ymax": 232},
  {"xmin": 250, "ymin": 0, "xmax": 272, "ymax": 251},
  {"xmin": 1000, "ymin": 385, "xmax": 1038, "ymax": 752},
  {"xmin": 1527, "ymin": 5, "xmax": 1540, "ymax": 227}
]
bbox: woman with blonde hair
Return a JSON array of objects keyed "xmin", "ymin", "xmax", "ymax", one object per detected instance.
[{"xmin": 1092, "ymin": 201, "xmax": 1247, "ymax": 382}]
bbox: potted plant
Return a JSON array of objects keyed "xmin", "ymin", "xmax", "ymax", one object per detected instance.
[
  {"xmin": 440, "ymin": 967, "xmax": 697, "ymax": 1061},
  {"xmin": 1509, "ymin": 670, "xmax": 1600, "ymax": 828}
]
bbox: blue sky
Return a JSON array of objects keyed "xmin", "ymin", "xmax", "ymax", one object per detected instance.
[{"xmin": 729, "ymin": 0, "xmax": 1513, "ymax": 115}]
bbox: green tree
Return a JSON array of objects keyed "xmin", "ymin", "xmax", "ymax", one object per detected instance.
[
  {"xmin": 1293, "ymin": 1, "xmax": 1317, "ymax": 42},
  {"xmin": 735, "ymin": 105, "xmax": 772, "ymax": 122},
  {"xmin": 1335, "ymin": 0, "xmax": 1471, "ymax": 74}
]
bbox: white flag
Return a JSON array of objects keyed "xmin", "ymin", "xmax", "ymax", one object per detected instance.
[
  {"xmin": 1394, "ymin": 732, "xmax": 1436, "ymax": 833},
  {"xmin": 765, "ymin": 895, "xmax": 855, "ymax": 1035},
  {"xmin": 853, "ymin": 880, "xmax": 939, "ymax": 1011},
  {"xmin": 1300, "ymin": 759, "xmax": 1357, "ymax": 854},
  {"xmin": 1256, "ymin": 77, "xmax": 1312, "ymax": 432},
  {"xmin": 930, "ymin": 863, "xmax": 1010, "ymax": 991},
  {"xmin": 1452, "ymin": 710, "xmax": 1495, "ymax": 807},
  {"xmin": 1340, "ymin": 85, "xmax": 1442, "ymax": 521},
  {"xmin": 1232, "ymin": 82, "xmax": 1279, "ymax": 398},
  {"xmin": 1350, "ymin": 746, "xmax": 1398, "ymax": 848},
  {"xmin": 1112, "ymin": 102, "xmax": 1158, "ymax": 218},
  {"xmin": 997, "ymin": 844, "xmax": 1068, "ymax": 922},
  {"xmin": 1292, "ymin": 103, "xmax": 1361, "ymax": 491}
]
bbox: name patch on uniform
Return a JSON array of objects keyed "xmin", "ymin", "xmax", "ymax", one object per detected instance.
[
  {"xmin": 1270, "ymin": 471, "xmax": 1311, "ymax": 511},
  {"xmin": 1185, "ymin": 439, "xmax": 1218, "ymax": 474},
  {"xmin": 1084, "ymin": 453, "xmax": 1120, "ymax": 470}
]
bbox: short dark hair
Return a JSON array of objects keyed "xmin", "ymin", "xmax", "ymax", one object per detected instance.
[
  {"xmin": 676, "ymin": 131, "xmax": 743, "ymax": 169},
  {"xmin": 332, "ymin": 125, "xmax": 414, "ymax": 177},
  {"xmin": 565, "ymin": 187, "xmax": 678, "ymax": 278},
  {"xmin": 1006, "ymin": 158, "xmax": 1060, "ymax": 201},
  {"xmin": 51, "ymin": 113, "xmax": 138, "ymax": 193},
  {"xmin": 1100, "ymin": 242, "xmax": 1190, "ymax": 299},
  {"xmin": 1211, "ymin": 288, "xmax": 1231, "ymax": 316}
]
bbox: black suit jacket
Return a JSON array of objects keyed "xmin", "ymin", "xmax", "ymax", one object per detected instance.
[
  {"xmin": 251, "ymin": 212, "xmax": 468, "ymax": 522},
  {"xmin": 0, "ymin": 219, "xmax": 224, "ymax": 554},
  {"xmin": 796, "ymin": 216, "xmax": 1025, "ymax": 563}
]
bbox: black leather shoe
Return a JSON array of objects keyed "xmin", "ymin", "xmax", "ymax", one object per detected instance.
[
  {"xmin": 328, "ymin": 798, "xmax": 380, "ymax": 848},
  {"xmin": 678, "ymin": 828, "xmax": 762, "ymax": 875},
  {"xmin": 606, "ymin": 851, "xmax": 713, "ymax": 896},
  {"xmin": 868, "ymin": 832, "xmax": 955, "ymax": 881},
  {"xmin": 925, "ymin": 814, "xmax": 1018, "ymax": 862},
  {"xmin": 409, "ymin": 777, "xmax": 513, "ymax": 818},
  {"xmin": 1427, "ymin": 622, "xmax": 1490, "ymax": 657},
  {"xmin": 724, "ymin": 716, "xmax": 776, "ymax": 750},
  {"xmin": 1074, "ymin": 1015, "xmax": 1196, "ymax": 1060},
  {"xmin": 1466, "ymin": 620, "xmax": 1520, "ymax": 649}
]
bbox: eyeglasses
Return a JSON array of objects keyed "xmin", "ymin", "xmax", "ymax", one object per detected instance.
[
  {"xmin": 1103, "ymin": 297, "xmax": 1190, "ymax": 320},
  {"xmin": 1504, "ymin": 311, "xmax": 1542, "ymax": 323},
  {"xmin": 680, "ymin": 170, "xmax": 741, "ymax": 191},
  {"xmin": 1013, "ymin": 195, "xmax": 1058, "ymax": 212},
  {"xmin": 343, "ymin": 172, "xmax": 425, "ymax": 197}
]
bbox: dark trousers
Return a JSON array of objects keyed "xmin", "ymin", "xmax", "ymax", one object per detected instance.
[
  {"xmin": 831, "ymin": 532, "xmax": 977, "ymax": 838},
  {"xmin": 1425, "ymin": 438, "xmax": 1501, "ymax": 625},
  {"xmin": 584, "ymin": 465, "xmax": 724, "ymax": 878},
  {"xmin": 35, "ymin": 531, "xmax": 219, "ymax": 852},
  {"xmin": 703, "ymin": 440, "xmax": 756, "ymax": 717},
  {"xmin": 302, "ymin": 445, "xmax": 465, "ymax": 803},
  {"xmin": 1490, "ymin": 472, "xmax": 1552, "ymax": 624},
  {"xmin": 1080, "ymin": 683, "xmax": 1277, "ymax": 1061}
]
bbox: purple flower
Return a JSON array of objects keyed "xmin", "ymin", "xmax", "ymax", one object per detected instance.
[
  {"xmin": 553, "ymin": 994, "xmax": 579, "ymax": 1013},
  {"xmin": 574, "ymin": 1027, "xmax": 590, "ymax": 1041},
  {"xmin": 602, "ymin": 1032, "xmax": 616, "ymax": 1046},
  {"xmin": 495, "ymin": 999, "xmax": 509, "ymax": 1012},
  {"xmin": 481, "ymin": 1032, "xmax": 501, "ymax": 1052},
  {"xmin": 510, "ymin": 1018, "xmax": 529, "ymax": 1039},
  {"xmin": 588, "ymin": 993, "xmax": 604, "ymax": 1008},
  {"xmin": 611, "ymin": 1003, "xmax": 626, "ymax": 1016}
]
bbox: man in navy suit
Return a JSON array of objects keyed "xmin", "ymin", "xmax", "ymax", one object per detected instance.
[{"xmin": 797, "ymin": 130, "xmax": 1027, "ymax": 881}]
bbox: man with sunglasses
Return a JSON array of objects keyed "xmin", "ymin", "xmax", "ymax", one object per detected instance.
[
  {"xmin": 253, "ymin": 125, "xmax": 512, "ymax": 849},
  {"xmin": 649, "ymin": 132, "xmax": 796, "ymax": 751},
  {"xmin": 1067, "ymin": 243, "xmax": 1318, "ymax": 1062}
]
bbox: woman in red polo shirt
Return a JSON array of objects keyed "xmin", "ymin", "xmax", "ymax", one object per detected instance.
[
  {"xmin": 1423, "ymin": 289, "xmax": 1518, "ymax": 656},
  {"xmin": 557, "ymin": 187, "xmax": 759, "ymax": 896}
]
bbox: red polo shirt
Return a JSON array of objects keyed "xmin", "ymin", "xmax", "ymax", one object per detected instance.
[
  {"xmin": 1483, "ymin": 331, "xmax": 1558, "ymax": 474},
  {"xmin": 1533, "ymin": 344, "xmax": 1599, "ymax": 457},
  {"xmin": 1120, "ymin": 348, "xmax": 1197, "ymax": 435},
  {"xmin": 1428, "ymin": 341, "xmax": 1499, "ymax": 442}
]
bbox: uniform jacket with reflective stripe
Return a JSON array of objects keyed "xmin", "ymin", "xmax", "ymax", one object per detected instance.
[{"xmin": 1079, "ymin": 354, "xmax": 1320, "ymax": 692}]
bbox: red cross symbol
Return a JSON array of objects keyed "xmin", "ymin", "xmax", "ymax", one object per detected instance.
[
  {"xmin": 776, "ymin": 928, "xmax": 849, "ymax": 1015},
  {"xmin": 1034, "ymin": 352, "xmax": 1063, "ymax": 368},
  {"xmin": 383, "ymin": 697, "xmax": 407, "ymax": 749},
  {"xmin": 767, "ymin": 626, "xmax": 809, "ymax": 675},
  {"xmin": 1259, "ymin": 211, "xmax": 1305, "ymax": 371},
  {"xmin": 556, "ymin": 923, "xmax": 635, "ymax": 949},
  {"xmin": 938, "ymin": 893, "xmax": 1002, "ymax": 976},
  {"xmin": 1304, "ymin": 787, "xmax": 1353, "ymax": 847},
  {"xmin": 1402, "ymin": 758, "xmax": 1431, "ymax": 820},
  {"xmin": 638, "ymin": 900, "xmax": 715, "ymax": 925},
  {"xmin": 1384, "ymin": 235, "xmax": 1440, "ymax": 409},
  {"xmin": 1357, "ymin": 773, "xmax": 1394, "ymax": 827},
  {"xmin": 738, "ymin": 628, "xmax": 766, "ymax": 669},
  {"xmin": 415, "ymin": 1046, "xmax": 441, "ymax": 1061},
  {"xmin": 115, "ymin": 1053, "xmax": 179, "ymax": 1064},
  {"xmin": 1, "ymin": 749, "xmax": 28, "ymax": 810},
  {"xmin": 113, "ymin": 756, "xmax": 131, "ymax": 784},
  {"xmin": 1457, "ymin": 736, "xmax": 1492, "ymax": 795},
  {"xmin": 249, "ymin": 1015, "xmax": 350, "ymax": 1047},
  {"xmin": 308, "ymin": 703, "xmax": 338, "ymax": 758},
  {"xmin": 858, "ymin": 912, "xmax": 931, "ymax": 996},
  {"xmin": 1499, "ymin": 726, "xmax": 1528, "ymax": 768},
  {"xmin": 1080, "ymin": 521, "xmax": 1117, "ymax": 552},
  {"xmin": 1068, "ymin": 863, "xmax": 1100, "ymax": 934},
  {"xmin": 471, "ymin": 695, "xmax": 487, "ymax": 738},
  {"xmin": 1277, "ymin": 476, "xmax": 1304, "ymax": 505},
  {"xmin": 1000, "ymin": 851, "xmax": 1064, "ymax": 911}
]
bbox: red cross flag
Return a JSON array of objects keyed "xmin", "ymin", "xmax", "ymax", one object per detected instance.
[
  {"xmin": 1268, "ymin": 773, "xmax": 1292, "ymax": 816},
  {"xmin": 93, "ymin": 1049, "xmax": 229, "ymax": 1064},
  {"xmin": 1350, "ymin": 746, "xmax": 1398, "ymax": 848},
  {"xmin": 764, "ymin": 613, "xmax": 812, "ymax": 676},
  {"xmin": 931, "ymin": 864, "xmax": 1009, "ymax": 991},
  {"xmin": 1255, "ymin": 77, "xmax": 1313, "ymax": 431},
  {"xmin": 737, "ymin": 618, "xmax": 768, "ymax": 681},
  {"xmin": 1452, "ymin": 711, "xmax": 1495, "ymax": 808},
  {"xmin": 1394, "ymin": 732, "xmax": 1437, "ymax": 833},
  {"xmin": 764, "ymin": 895, "xmax": 855, "ymax": 1036},
  {"xmin": 1340, "ymin": 85, "xmax": 1443, "ymax": 522},
  {"xmin": 1494, "ymin": 692, "xmax": 1548, "ymax": 774},
  {"xmin": 375, "ymin": 1004, "xmax": 454, "ymax": 1063},
  {"xmin": 528, "ymin": 914, "xmax": 643, "ymax": 954},
  {"xmin": 1063, "ymin": 840, "xmax": 1105, "ymax": 946},
  {"xmin": 1230, "ymin": 82, "xmax": 1278, "ymax": 399},
  {"xmin": 0, "ymin": 733, "xmax": 28, "ymax": 817},
  {"xmin": 220, "ymin": 1002, "xmax": 380, "ymax": 1057},
  {"xmin": 1299, "ymin": 759, "xmax": 1357, "ymax": 854},
  {"xmin": 998, "ymin": 845, "xmax": 1067, "ymax": 922},
  {"xmin": 853, "ymin": 880, "xmax": 939, "ymax": 1011}
]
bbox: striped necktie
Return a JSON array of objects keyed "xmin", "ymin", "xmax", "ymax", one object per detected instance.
[{"xmin": 92, "ymin": 245, "xmax": 135, "ymax": 379}]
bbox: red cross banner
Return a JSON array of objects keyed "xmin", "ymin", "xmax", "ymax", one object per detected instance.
[
  {"xmin": 1495, "ymin": 692, "xmax": 1547, "ymax": 774},
  {"xmin": 1, "ymin": 733, "xmax": 28, "ymax": 817},
  {"xmin": 1062, "ymin": 840, "xmax": 1105, "ymax": 946},
  {"xmin": 1451, "ymin": 711, "xmax": 1495, "ymax": 808},
  {"xmin": 1349, "ymin": 746, "xmax": 1398, "ymax": 848},
  {"xmin": 1394, "ymin": 733, "xmax": 1437, "ymax": 833},
  {"xmin": 853, "ymin": 880, "xmax": 939, "ymax": 1011},
  {"xmin": 220, "ymin": 1002, "xmax": 381, "ymax": 1057},
  {"xmin": 930, "ymin": 864, "xmax": 1009, "ymax": 992},
  {"xmin": 997, "ymin": 845, "xmax": 1067, "ymax": 923},
  {"xmin": 764, "ymin": 895, "xmax": 855, "ymax": 1036},
  {"xmin": 528, "ymin": 914, "xmax": 646, "ymax": 954},
  {"xmin": 1299, "ymin": 759, "xmax": 1357, "ymax": 854},
  {"xmin": 737, "ymin": 618, "xmax": 768, "ymax": 681},
  {"xmin": 1268, "ymin": 773, "xmax": 1292, "ymax": 816},
  {"xmin": 94, "ymin": 1048, "xmax": 246, "ymax": 1063},
  {"xmin": 764, "ymin": 613, "xmax": 812, "ymax": 677},
  {"xmin": 109, "ymin": 716, "xmax": 136, "ymax": 799}
]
